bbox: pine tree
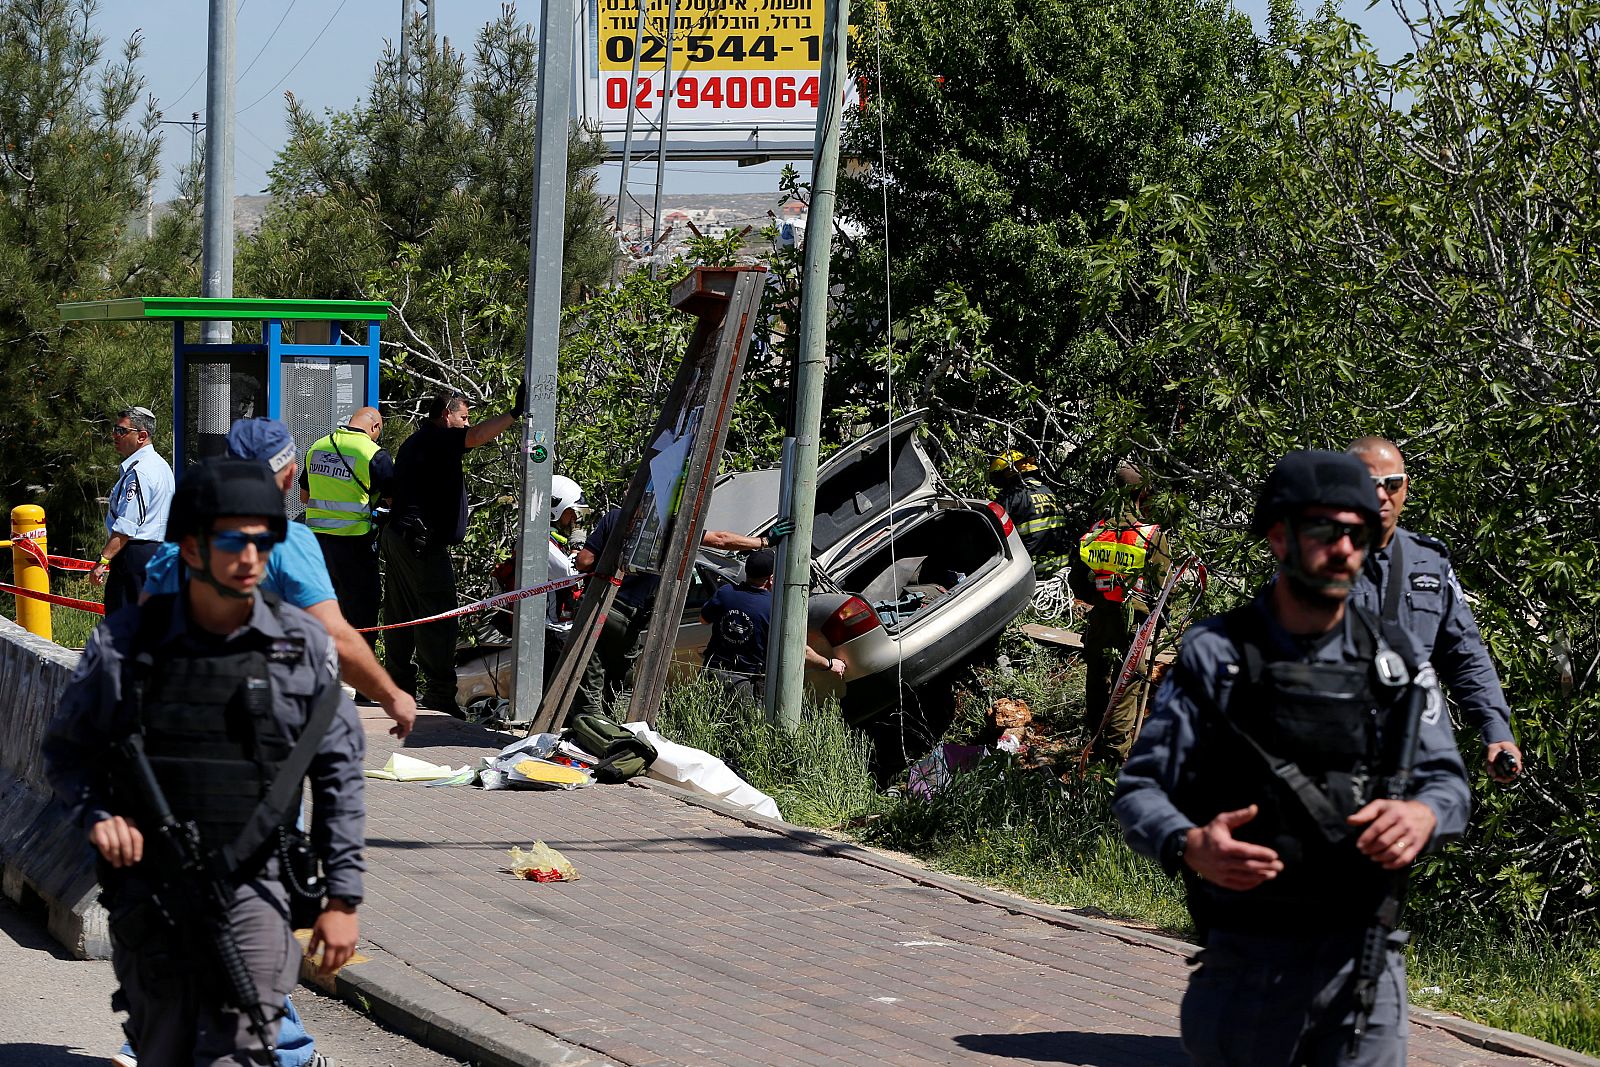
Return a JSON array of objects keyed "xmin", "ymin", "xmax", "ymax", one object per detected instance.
[{"xmin": 0, "ymin": 0, "xmax": 200, "ymax": 553}]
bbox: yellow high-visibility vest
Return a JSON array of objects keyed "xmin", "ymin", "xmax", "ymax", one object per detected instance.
[{"xmin": 305, "ymin": 428, "xmax": 380, "ymax": 536}]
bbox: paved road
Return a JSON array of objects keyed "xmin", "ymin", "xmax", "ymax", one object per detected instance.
[
  {"xmin": 0, "ymin": 897, "xmax": 462, "ymax": 1066},
  {"xmin": 339, "ymin": 706, "xmax": 1577, "ymax": 1067}
]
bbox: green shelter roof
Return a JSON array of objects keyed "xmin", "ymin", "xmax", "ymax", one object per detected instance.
[{"xmin": 59, "ymin": 297, "xmax": 392, "ymax": 323}]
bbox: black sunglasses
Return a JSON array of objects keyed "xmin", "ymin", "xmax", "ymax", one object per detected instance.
[
  {"xmin": 112, "ymin": 425, "xmax": 140, "ymax": 438},
  {"xmin": 1297, "ymin": 518, "xmax": 1372, "ymax": 549}
]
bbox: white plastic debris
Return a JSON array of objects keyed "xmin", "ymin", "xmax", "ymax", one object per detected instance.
[{"xmin": 621, "ymin": 722, "xmax": 782, "ymax": 820}]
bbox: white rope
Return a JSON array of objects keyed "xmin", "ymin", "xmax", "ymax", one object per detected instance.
[{"xmin": 871, "ymin": 13, "xmax": 914, "ymax": 759}]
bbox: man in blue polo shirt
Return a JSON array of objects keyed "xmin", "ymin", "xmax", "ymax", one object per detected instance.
[
  {"xmin": 143, "ymin": 419, "xmax": 416, "ymax": 742},
  {"xmin": 89, "ymin": 406, "xmax": 174, "ymax": 614}
]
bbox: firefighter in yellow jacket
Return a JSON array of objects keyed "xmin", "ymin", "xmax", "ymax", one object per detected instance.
[
  {"xmin": 1077, "ymin": 460, "xmax": 1170, "ymax": 762},
  {"xmin": 299, "ymin": 407, "xmax": 394, "ymax": 647}
]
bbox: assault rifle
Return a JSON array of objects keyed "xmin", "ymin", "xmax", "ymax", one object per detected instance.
[
  {"xmin": 1347, "ymin": 661, "xmax": 1437, "ymax": 1055},
  {"xmin": 117, "ymin": 733, "xmax": 277, "ymax": 1066}
]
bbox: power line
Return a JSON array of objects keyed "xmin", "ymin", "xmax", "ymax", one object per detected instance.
[
  {"xmin": 237, "ymin": 0, "xmax": 299, "ymax": 82},
  {"xmin": 237, "ymin": 0, "xmax": 352, "ymax": 115},
  {"xmin": 156, "ymin": 0, "xmax": 249, "ymax": 113}
]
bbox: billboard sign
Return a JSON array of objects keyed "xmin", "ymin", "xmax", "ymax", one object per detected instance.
[{"xmin": 578, "ymin": 0, "xmax": 824, "ymax": 158}]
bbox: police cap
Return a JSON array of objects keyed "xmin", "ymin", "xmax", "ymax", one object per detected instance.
[
  {"xmin": 1250, "ymin": 449, "xmax": 1381, "ymax": 537},
  {"xmin": 166, "ymin": 458, "xmax": 289, "ymax": 544}
]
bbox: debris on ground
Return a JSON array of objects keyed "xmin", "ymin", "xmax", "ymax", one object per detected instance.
[
  {"xmin": 907, "ymin": 743, "xmax": 987, "ymax": 799},
  {"xmin": 622, "ymin": 722, "xmax": 782, "ymax": 819},
  {"xmin": 506, "ymin": 841, "xmax": 580, "ymax": 882},
  {"xmin": 365, "ymin": 753, "xmax": 472, "ymax": 782},
  {"xmin": 984, "ymin": 697, "xmax": 1032, "ymax": 750}
]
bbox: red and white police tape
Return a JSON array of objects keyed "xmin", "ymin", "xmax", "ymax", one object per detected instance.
[
  {"xmin": 353, "ymin": 573, "xmax": 587, "ymax": 634},
  {"xmin": 9, "ymin": 530, "xmax": 97, "ymax": 573},
  {"xmin": 0, "ymin": 581, "xmax": 106, "ymax": 615}
]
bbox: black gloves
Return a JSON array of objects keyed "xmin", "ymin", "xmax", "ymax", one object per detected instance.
[{"xmin": 511, "ymin": 381, "xmax": 526, "ymax": 417}]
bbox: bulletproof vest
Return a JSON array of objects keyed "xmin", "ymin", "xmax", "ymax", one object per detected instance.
[
  {"xmin": 121, "ymin": 596, "xmax": 299, "ymax": 875},
  {"xmin": 1176, "ymin": 604, "xmax": 1417, "ymax": 935}
]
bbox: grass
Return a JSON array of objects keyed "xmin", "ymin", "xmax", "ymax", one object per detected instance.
[
  {"xmin": 657, "ymin": 674, "xmax": 885, "ymax": 830},
  {"xmin": 1410, "ymin": 923, "xmax": 1600, "ymax": 1052},
  {"xmin": 653, "ymin": 629, "xmax": 1600, "ymax": 1056}
]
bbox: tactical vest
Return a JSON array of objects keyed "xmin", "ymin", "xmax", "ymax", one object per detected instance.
[
  {"xmin": 1174, "ymin": 604, "xmax": 1421, "ymax": 936},
  {"xmin": 118, "ymin": 595, "xmax": 307, "ymax": 879},
  {"xmin": 305, "ymin": 428, "xmax": 380, "ymax": 536},
  {"xmin": 1078, "ymin": 519, "xmax": 1161, "ymax": 603}
]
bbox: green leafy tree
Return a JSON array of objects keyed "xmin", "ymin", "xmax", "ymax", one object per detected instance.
[
  {"xmin": 0, "ymin": 0, "xmax": 199, "ymax": 554},
  {"xmin": 1087, "ymin": 0, "xmax": 1600, "ymax": 934},
  {"xmin": 240, "ymin": 6, "xmax": 615, "ymax": 395},
  {"xmin": 818, "ymin": 0, "xmax": 1266, "ymax": 495}
]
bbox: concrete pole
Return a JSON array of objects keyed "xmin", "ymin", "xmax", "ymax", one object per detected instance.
[
  {"xmin": 508, "ymin": 0, "xmax": 576, "ymax": 721},
  {"xmin": 647, "ymin": 0, "xmax": 679, "ymax": 277},
  {"xmin": 400, "ymin": 0, "xmax": 412, "ymax": 73},
  {"xmin": 767, "ymin": 0, "xmax": 848, "ymax": 729},
  {"xmin": 612, "ymin": 0, "xmax": 648, "ymax": 278},
  {"xmin": 201, "ymin": 0, "xmax": 236, "ymax": 343}
]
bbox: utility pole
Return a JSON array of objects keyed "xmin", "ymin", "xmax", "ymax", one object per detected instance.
[
  {"xmin": 612, "ymin": 0, "xmax": 648, "ymax": 281},
  {"xmin": 509, "ymin": 0, "xmax": 575, "ymax": 721},
  {"xmin": 647, "ymin": 0, "xmax": 680, "ymax": 277},
  {"xmin": 400, "ymin": 0, "xmax": 412, "ymax": 72},
  {"xmin": 766, "ymin": 0, "xmax": 849, "ymax": 728},
  {"xmin": 401, "ymin": 1, "xmax": 439, "ymax": 99},
  {"xmin": 201, "ymin": 0, "xmax": 236, "ymax": 343}
]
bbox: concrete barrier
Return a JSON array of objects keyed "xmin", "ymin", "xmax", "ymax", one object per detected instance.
[{"xmin": 0, "ymin": 616, "xmax": 108, "ymax": 959}]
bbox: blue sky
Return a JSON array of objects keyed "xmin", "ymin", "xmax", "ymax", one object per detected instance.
[{"xmin": 96, "ymin": 1, "xmax": 1413, "ymax": 205}]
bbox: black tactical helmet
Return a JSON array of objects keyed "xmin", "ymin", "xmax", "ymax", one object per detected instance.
[
  {"xmin": 166, "ymin": 458, "xmax": 289, "ymax": 544},
  {"xmin": 1250, "ymin": 449, "xmax": 1381, "ymax": 538}
]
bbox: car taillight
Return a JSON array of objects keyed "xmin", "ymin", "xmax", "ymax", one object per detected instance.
[
  {"xmin": 987, "ymin": 501, "xmax": 1015, "ymax": 536},
  {"xmin": 822, "ymin": 596, "xmax": 883, "ymax": 646}
]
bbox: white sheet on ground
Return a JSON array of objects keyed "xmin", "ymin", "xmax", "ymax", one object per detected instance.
[{"xmin": 621, "ymin": 722, "xmax": 782, "ymax": 820}]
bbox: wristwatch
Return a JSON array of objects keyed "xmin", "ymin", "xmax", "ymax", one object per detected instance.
[{"xmin": 1162, "ymin": 827, "xmax": 1192, "ymax": 877}]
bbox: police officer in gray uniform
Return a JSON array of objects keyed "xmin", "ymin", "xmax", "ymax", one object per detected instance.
[
  {"xmin": 45, "ymin": 458, "xmax": 366, "ymax": 1065},
  {"xmin": 1347, "ymin": 436, "xmax": 1523, "ymax": 781},
  {"xmin": 1115, "ymin": 450, "xmax": 1470, "ymax": 1066}
]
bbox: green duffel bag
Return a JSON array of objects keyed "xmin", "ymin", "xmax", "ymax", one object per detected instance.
[{"xmin": 564, "ymin": 714, "xmax": 659, "ymax": 784}]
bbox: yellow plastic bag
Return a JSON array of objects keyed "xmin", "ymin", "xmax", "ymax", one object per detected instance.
[{"xmin": 507, "ymin": 841, "xmax": 580, "ymax": 882}]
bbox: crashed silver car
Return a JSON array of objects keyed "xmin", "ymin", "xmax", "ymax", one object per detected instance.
[
  {"xmin": 672, "ymin": 410, "xmax": 1036, "ymax": 723},
  {"xmin": 458, "ymin": 412, "xmax": 1036, "ymax": 725}
]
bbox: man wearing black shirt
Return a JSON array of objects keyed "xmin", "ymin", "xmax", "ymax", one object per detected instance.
[{"xmin": 382, "ymin": 389, "xmax": 520, "ymax": 716}]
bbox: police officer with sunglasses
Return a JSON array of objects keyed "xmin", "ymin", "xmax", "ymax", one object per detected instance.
[
  {"xmin": 1115, "ymin": 449, "xmax": 1469, "ymax": 1066},
  {"xmin": 1347, "ymin": 437, "xmax": 1523, "ymax": 781},
  {"xmin": 45, "ymin": 458, "xmax": 366, "ymax": 1064}
]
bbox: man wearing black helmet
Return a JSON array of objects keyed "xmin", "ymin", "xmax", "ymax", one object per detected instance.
[
  {"xmin": 1114, "ymin": 450, "xmax": 1469, "ymax": 1066},
  {"xmin": 44, "ymin": 458, "xmax": 366, "ymax": 1065}
]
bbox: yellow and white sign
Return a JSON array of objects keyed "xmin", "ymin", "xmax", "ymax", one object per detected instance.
[{"xmin": 583, "ymin": 0, "xmax": 826, "ymax": 153}]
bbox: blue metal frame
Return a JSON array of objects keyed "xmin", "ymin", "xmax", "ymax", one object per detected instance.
[{"xmin": 169, "ymin": 317, "xmax": 383, "ymax": 468}]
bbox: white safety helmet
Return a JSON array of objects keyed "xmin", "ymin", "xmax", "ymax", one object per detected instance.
[{"xmin": 550, "ymin": 475, "xmax": 588, "ymax": 524}]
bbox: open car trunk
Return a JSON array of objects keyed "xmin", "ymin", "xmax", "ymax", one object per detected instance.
[{"xmin": 830, "ymin": 507, "xmax": 1005, "ymax": 631}]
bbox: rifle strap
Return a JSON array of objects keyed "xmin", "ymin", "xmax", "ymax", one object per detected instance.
[{"xmin": 225, "ymin": 675, "xmax": 341, "ymax": 872}]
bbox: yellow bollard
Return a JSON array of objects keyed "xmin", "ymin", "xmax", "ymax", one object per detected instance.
[{"xmin": 10, "ymin": 505, "xmax": 51, "ymax": 641}]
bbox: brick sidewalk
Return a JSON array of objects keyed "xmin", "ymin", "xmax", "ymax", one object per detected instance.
[{"xmin": 343, "ymin": 707, "xmax": 1584, "ymax": 1067}]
